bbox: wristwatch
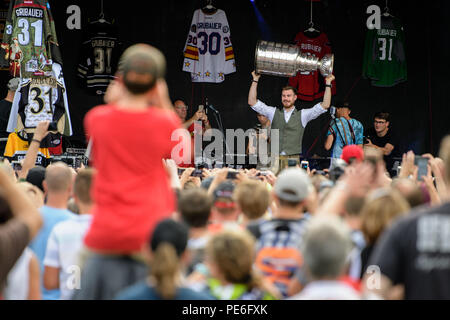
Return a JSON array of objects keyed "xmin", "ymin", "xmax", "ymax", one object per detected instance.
[{"xmin": 325, "ymin": 84, "xmax": 332, "ymax": 88}]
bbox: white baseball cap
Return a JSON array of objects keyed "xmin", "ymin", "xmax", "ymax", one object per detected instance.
[{"xmin": 274, "ymin": 168, "xmax": 313, "ymax": 202}]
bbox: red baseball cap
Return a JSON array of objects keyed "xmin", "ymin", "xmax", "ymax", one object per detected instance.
[{"xmin": 341, "ymin": 145, "xmax": 364, "ymax": 164}]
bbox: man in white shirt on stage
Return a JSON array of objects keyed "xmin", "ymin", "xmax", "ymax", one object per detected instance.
[{"xmin": 248, "ymin": 71, "xmax": 335, "ymax": 157}]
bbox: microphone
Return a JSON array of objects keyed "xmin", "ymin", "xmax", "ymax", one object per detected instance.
[
  {"xmin": 207, "ymin": 104, "xmax": 219, "ymax": 114},
  {"xmin": 330, "ymin": 106, "xmax": 336, "ymax": 119}
]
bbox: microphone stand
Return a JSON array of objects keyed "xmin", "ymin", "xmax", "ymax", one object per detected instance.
[{"xmin": 205, "ymin": 99, "xmax": 230, "ymax": 167}]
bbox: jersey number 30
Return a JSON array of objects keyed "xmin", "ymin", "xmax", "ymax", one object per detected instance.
[{"xmin": 189, "ymin": 32, "xmax": 230, "ymax": 56}]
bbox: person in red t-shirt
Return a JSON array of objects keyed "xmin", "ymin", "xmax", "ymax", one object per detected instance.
[
  {"xmin": 173, "ymin": 99, "xmax": 211, "ymax": 167},
  {"xmin": 73, "ymin": 44, "xmax": 182, "ymax": 300}
]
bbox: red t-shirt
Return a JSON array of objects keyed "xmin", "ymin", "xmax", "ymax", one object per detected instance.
[{"xmin": 83, "ymin": 105, "xmax": 181, "ymax": 253}]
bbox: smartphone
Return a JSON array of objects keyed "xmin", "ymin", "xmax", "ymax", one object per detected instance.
[
  {"xmin": 198, "ymin": 105, "xmax": 204, "ymax": 112},
  {"xmin": 226, "ymin": 171, "xmax": 239, "ymax": 180},
  {"xmin": 301, "ymin": 161, "xmax": 309, "ymax": 170},
  {"xmin": 74, "ymin": 158, "xmax": 82, "ymax": 169},
  {"xmin": 11, "ymin": 160, "xmax": 22, "ymax": 171},
  {"xmin": 287, "ymin": 159, "xmax": 298, "ymax": 167},
  {"xmin": 191, "ymin": 168, "xmax": 203, "ymax": 177},
  {"xmin": 314, "ymin": 170, "xmax": 327, "ymax": 176},
  {"xmin": 415, "ymin": 156, "xmax": 428, "ymax": 181}
]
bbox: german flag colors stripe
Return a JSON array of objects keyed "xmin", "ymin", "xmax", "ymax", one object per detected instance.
[
  {"xmin": 225, "ymin": 46, "xmax": 234, "ymax": 61},
  {"xmin": 184, "ymin": 45, "xmax": 199, "ymax": 61}
]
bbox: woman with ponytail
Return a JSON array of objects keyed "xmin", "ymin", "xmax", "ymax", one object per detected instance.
[{"xmin": 116, "ymin": 219, "xmax": 213, "ymax": 300}]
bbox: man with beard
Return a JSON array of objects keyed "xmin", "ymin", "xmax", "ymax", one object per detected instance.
[{"xmin": 248, "ymin": 71, "xmax": 335, "ymax": 157}]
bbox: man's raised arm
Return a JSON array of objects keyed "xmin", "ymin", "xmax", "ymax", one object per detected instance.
[
  {"xmin": 301, "ymin": 74, "xmax": 336, "ymax": 127},
  {"xmin": 248, "ymin": 71, "xmax": 261, "ymax": 106},
  {"xmin": 320, "ymin": 74, "xmax": 335, "ymax": 110}
]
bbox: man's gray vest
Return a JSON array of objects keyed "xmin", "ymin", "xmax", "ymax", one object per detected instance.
[{"xmin": 271, "ymin": 108, "xmax": 305, "ymax": 155}]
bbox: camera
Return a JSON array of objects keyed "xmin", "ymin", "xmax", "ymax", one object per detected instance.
[
  {"xmin": 363, "ymin": 135, "xmax": 371, "ymax": 145},
  {"xmin": 11, "ymin": 160, "xmax": 22, "ymax": 171},
  {"xmin": 287, "ymin": 159, "xmax": 298, "ymax": 167},
  {"xmin": 313, "ymin": 170, "xmax": 327, "ymax": 176},
  {"xmin": 226, "ymin": 170, "xmax": 239, "ymax": 180},
  {"xmin": 191, "ymin": 168, "xmax": 203, "ymax": 177}
]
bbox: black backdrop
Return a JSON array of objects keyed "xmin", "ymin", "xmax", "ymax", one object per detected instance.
[{"xmin": 1, "ymin": 0, "xmax": 449, "ymax": 156}]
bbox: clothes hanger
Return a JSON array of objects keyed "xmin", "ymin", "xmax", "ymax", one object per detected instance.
[
  {"xmin": 304, "ymin": 21, "xmax": 320, "ymax": 34},
  {"xmin": 383, "ymin": 0, "xmax": 395, "ymax": 17},
  {"xmin": 202, "ymin": 0, "xmax": 217, "ymax": 14},
  {"xmin": 91, "ymin": 0, "xmax": 111, "ymax": 24},
  {"xmin": 303, "ymin": 0, "xmax": 320, "ymax": 34}
]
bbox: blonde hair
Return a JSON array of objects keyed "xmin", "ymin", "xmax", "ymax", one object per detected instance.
[
  {"xmin": 206, "ymin": 230, "xmax": 259, "ymax": 288},
  {"xmin": 151, "ymin": 243, "xmax": 179, "ymax": 299},
  {"xmin": 361, "ymin": 188, "xmax": 410, "ymax": 244},
  {"xmin": 73, "ymin": 168, "xmax": 95, "ymax": 204},
  {"xmin": 234, "ymin": 180, "xmax": 269, "ymax": 220}
]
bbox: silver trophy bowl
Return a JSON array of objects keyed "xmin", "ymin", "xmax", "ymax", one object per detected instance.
[{"xmin": 255, "ymin": 40, "xmax": 334, "ymax": 77}]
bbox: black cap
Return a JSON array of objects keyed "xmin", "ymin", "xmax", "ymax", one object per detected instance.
[
  {"xmin": 335, "ymin": 101, "xmax": 351, "ymax": 110},
  {"xmin": 26, "ymin": 166, "xmax": 46, "ymax": 192},
  {"xmin": 150, "ymin": 219, "xmax": 188, "ymax": 256}
]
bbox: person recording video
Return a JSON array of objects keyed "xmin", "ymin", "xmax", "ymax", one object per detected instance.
[{"xmin": 325, "ymin": 101, "xmax": 364, "ymax": 160}]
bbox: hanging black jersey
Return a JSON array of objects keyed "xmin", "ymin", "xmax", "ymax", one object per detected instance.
[
  {"xmin": 0, "ymin": 0, "xmax": 62, "ymax": 78},
  {"xmin": 182, "ymin": 9, "xmax": 236, "ymax": 83},
  {"xmin": 4, "ymin": 131, "xmax": 51, "ymax": 166},
  {"xmin": 77, "ymin": 20, "xmax": 121, "ymax": 95},
  {"xmin": 7, "ymin": 62, "xmax": 73, "ymax": 138},
  {"xmin": 362, "ymin": 15, "xmax": 407, "ymax": 87}
]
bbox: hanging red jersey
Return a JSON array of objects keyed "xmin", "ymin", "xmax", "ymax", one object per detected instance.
[{"xmin": 288, "ymin": 32, "xmax": 336, "ymax": 101}]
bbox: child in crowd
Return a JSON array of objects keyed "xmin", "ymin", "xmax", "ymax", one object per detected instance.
[{"xmin": 116, "ymin": 219, "xmax": 213, "ymax": 300}]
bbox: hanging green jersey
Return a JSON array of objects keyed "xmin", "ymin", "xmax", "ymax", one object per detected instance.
[
  {"xmin": 0, "ymin": 0, "xmax": 62, "ymax": 78},
  {"xmin": 362, "ymin": 15, "xmax": 407, "ymax": 87}
]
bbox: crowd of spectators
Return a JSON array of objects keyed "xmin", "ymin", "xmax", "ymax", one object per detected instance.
[{"xmin": 1, "ymin": 44, "xmax": 450, "ymax": 301}]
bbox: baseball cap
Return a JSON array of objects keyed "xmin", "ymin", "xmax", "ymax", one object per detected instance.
[
  {"xmin": 213, "ymin": 180, "xmax": 236, "ymax": 209},
  {"xmin": 26, "ymin": 166, "xmax": 46, "ymax": 192},
  {"xmin": 341, "ymin": 145, "xmax": 364, "ymax": 164},
  {"xmin": 7, "ymin": 78, "xmax": 20, "ymax": 91},
  {"xmin": 150, "ymin": 219, "xmax": 188, "ymax": 256},
  {"xmin": 118, "ymin": 43, "xmax": 166, "ymax": 94},
  {"xmin": 274, "ymin": 168, "xmax": 313, "ymax": 202}
]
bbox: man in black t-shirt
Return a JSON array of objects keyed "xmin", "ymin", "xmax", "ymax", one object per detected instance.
[
  {"xmin": 0, "ymin": 78, "xmax": 19, "ymax": 153},
  {"xmin": 364, "ymin": 111, "xmax": 398, "ymax": 173},
  {"xmin": 363, "ymin": 136, "xmax": 450, "ymax": 299}
]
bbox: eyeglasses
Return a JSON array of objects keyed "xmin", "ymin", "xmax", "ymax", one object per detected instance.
[
  {"xmin": 175, "ymin": 106, "xmax": 188, "ymax": 110},
  {"xmin": 374, "ymin": 120, "xmax": 386, "ymax": 124}
]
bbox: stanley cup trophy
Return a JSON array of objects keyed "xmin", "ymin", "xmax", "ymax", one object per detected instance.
[
  {"xmin": 254, "ymin": 40, "xmax": 334, "ymax": 174},
  {"xmin": 254, "ymin": 40, "xmax": 334, "ymax": 77}
]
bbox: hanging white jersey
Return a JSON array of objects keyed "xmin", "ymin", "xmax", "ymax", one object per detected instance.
[
  {"xmin": 7, "ymin": 62, "xmax": 72, "ymax": 136},
  {"xmin": 182, "ymin": 9, "xmax": 236, "ymax": 83}
]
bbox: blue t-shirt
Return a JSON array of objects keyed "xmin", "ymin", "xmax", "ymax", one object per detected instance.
[
  {"xmin": 116, "ymin": 281, "xmax": 215, "ymax": 300},
  {"xmin": 29, "ymin": 205, "xmax": 75, "ymax": 300},
  {"xmin": 327, "ymin": 117, "xmax": 364, "ymax": 159}
]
